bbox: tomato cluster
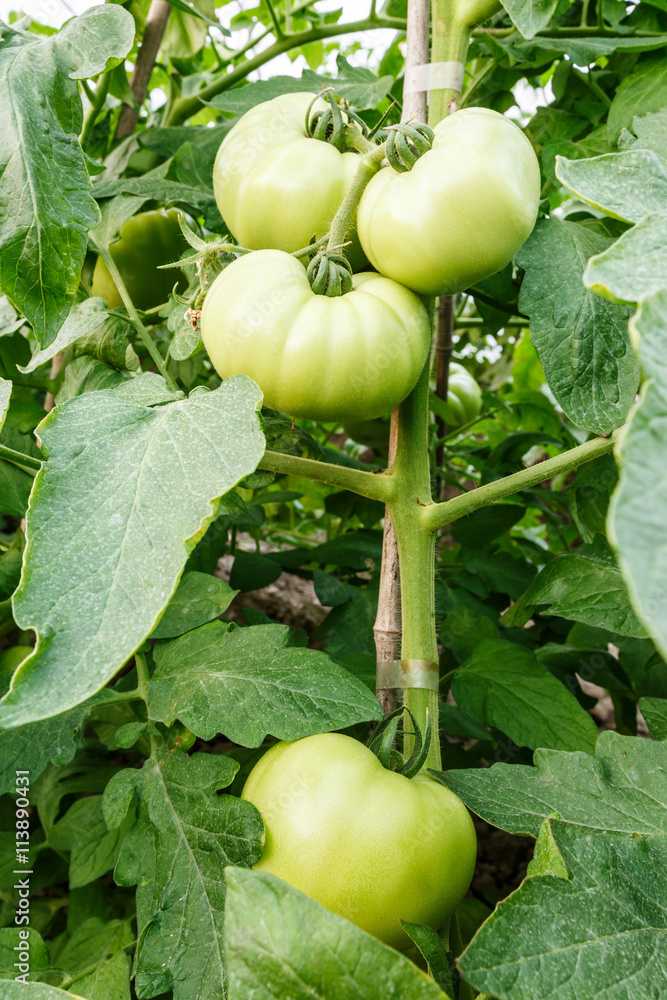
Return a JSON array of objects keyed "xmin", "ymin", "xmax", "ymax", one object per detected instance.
[{"xmin": 201, "ymin": 92, "xmax": 538, "ymax": 425}]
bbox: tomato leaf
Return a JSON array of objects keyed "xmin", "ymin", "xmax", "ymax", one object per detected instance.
[
  {"xmin": 517, "ymin": 219, "xmax": 638, "ymax": 434},
  {"xmin": 608, "ymin": 54, "xmax": 667, "ymax": 144},
  {"xmin": 607, "ymin": 297, "xmax": 667, "ymax": 658},
  {"xmin": 459, "ymin": 821, "xmax": 667, "ymax": 999},
  {"xmin": 149, "ymin": 622, "xmax": 383, "ymax": 745},
  {"xmin": 223, "ymin": 868, "xmax": 450, "ymax": 1000},
  {"xmin": 451, "ymin": 639, "xmax": 600, "ymax": 754},
  {"xmin": 436, "ymin": 730, "xmax": 667, "ymax": 838},
  {"xmin": 398, "ymin": 921, "xmax": 455, "ymax": 999},
  {"xmin": 585, "ymin": 211, "xmax": 667, "ymax": 304},
  {"xmin": 556, "ymin": 149, "xmax": 667, "ymax": 224},
  {"xmin": 0, "ymin": 7, "xmax": 134, "ymax": 347},
  {"xmin": 150, "ymin": 571, "xmax": 237, "ymax": 639},
  {"xmin": 502, "ymin": 535, "xmax": 649, "ymax": 638},
  {"xmin": 499, "ymin": 0, "xmax": 561, "ymax": 41},
  {"xmin": 0, "ymin": 374, "xmax": 265, "ymax": 728},
  {"xmin": 640, "ymin": 696, "xmax": 667, "ymax": 739},
  {"xmin": 104, "ymin": 747, "xmax": 263, "ymax": 1000}
]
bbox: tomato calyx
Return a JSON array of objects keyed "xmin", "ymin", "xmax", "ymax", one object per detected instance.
[
  {"xmin": 385, "ymin": 122, "xmax": 435, "ymax": 173},
  {"xmin": 367, "ymin": 706, "xmax": 433, "ymax": 778},
  {"xmin": 306, "ymin": 89, "xmax": 349, "ymax": 152},
  {"xmin": 306, "ymin": 247, "xmax": 354, "ymax": 297}
]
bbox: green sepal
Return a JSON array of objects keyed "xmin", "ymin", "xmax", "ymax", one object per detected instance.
[
  {"xmin": 306, "ymin": 250, "xmax": 354, "ymax": 297},
  {"xmin": 306, "ymin": 89, "xmax": 347, "ymax": 153},
  {"xmin": 385, "ymin": 123, "xmax": 434, "ymax": 173},
  {"xmin": 367, "ymin": 706, "xmax": 433, "ymax": 777}
]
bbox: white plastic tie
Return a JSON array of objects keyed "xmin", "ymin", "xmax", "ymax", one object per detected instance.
[
  {"xmin": 377, "ymin": 659, "xmax": 439, "ymax": 691},
  {"xmin": 404, "ymin": 61, "xmax": 465, "ymax": 95}
]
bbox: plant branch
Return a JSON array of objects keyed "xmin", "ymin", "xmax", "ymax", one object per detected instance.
[
  {"xmin": 80, "ymin": 72, "xmax": 110, "ymax": 148},
  {"xmin": 136, "ymin": 651, "xmax": 151, "ymax": 702},
  {"xmin": 327, "ymin": 144, "xmax": 387, "ymax": 251},
  {"xmin": 115, "ymin": 0, "xmax": 172, "ymax": 139},
  {"xmin": 264, "ymin": 0, "xmax": 285, "ymax": 38},
  {"xmin": 260, "ymin": 450, "xmax": 393, "ymax": 503},
  {"xmin": 164, "ymin": 15, "xmax": 408, "ymax": 125},
  {"xmin": 0, "ymin": 444, "xmax": 41, "ymax": 474},
  {"xmin": 89, "ymin": 239, "xmax": 179, "ymax": 392},
  {"xmin": 421, "ymin": 432, "xmax": 617, "ymax": 532}
]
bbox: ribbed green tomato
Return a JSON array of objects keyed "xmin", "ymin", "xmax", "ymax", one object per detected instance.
[
  {"xmin": 200, "ymin": 250, "xmax": 431, "ymax": 422},
  {"xmin": 242, "ymin": 733, "xmax": 477, "ymax": 950},
  {"xmin": 357, "ymin": 108, "xmax": 541, "ymax": 296},
  {"xmin": 212, "ymin": 92, "xmax": 366, "ymax": 270},
  {"xmin": 91, "ymin": 209, "xmax": 187, "ymax": 311},
  {"xmin": 442, "ymin": 363, "xmax": 483, "ymax": 427}
]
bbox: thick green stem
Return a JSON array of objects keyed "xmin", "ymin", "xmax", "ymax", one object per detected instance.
[
  {"xmin": 0, "ymin": 444, "xmax": 41, "ymax": 473},
  {"xmin": 260, "ymin": 449, "xmax": 393, "ymax": 503},
  {"xmin": 388, "ymin": 364, "xmax": 441, "ymax": 771},
  {"xmin": 164, "ymin": 15, "xmax": 407, "ymax": 126},
  {"xmin": 327, "ymin": 144, "xmax": 387, "ymax": 252},
  {"xmin": 421, "ymin": 432, "xmax": 617, "ymax": 533}
]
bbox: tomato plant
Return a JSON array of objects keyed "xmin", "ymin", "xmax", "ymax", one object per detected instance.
[
  {"xmin": 0, "ymin": 1, "xmax": 666, "ymax": 998},
  {"xmin": 357, "ymin": 108, "xmax": 541, "ymax": 295},
  {"xmin": 242, "ymin": 732, "xmax": 476, "ymax": 949},
  {"xmin": 91, "ymin": 209, "xmax": 187, "ymax": 311},
  {"xmin": 213, "ymin": 92, "xmax": 366, "ymax": 269},
  {"xmin": 200, "ymin": 249, "xmax": 431, "ymax": 421}
]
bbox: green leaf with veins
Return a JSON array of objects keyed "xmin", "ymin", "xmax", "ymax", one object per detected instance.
[
  {"xmin": 608, "ymin": 54, "xmax": 667, "ymax": 143},
  {"xmin": 103, "ymin": 747, "xmax": 263, "ymax": 1000},
  {"xmin": 224, "ymin": 868, "xmax": 449, "ymax": 1000},
  {"xmin": 0, "ymin": 691, "xmax": 123, "ymax": 796},
  {"xmin": 436, "ymin": 730, "xmax": 667, "ymax": 838},
  {"xmin": 640, "ymin": 697, "xmax": 667, "ymax": 739},
  {"xmin": 459, "ymin": 822, "xmax": 667, "ymax": 1000},
  {"xmin": 585, "ymin": 212, "xmax": 667, "ymax": 304},
  {"xmin": 17, "ymin": 298, "xmax": 111, "ymax": 375},
  {"xmin": 0, "ymin": 374, "xmax": 264, "ymax": 728},
  {"xmin": 556, "ymin": 150, "xmax": 667, "ymax": 224},
  {"xmin": 150, "ymin": 571, "xmax": 237, "ymax": 639},
  {"xmin": 0, "ymin": 928, "xmax": 50, "ymax": 980},
  {"xmin": 517, "ymin": 220, "xmax": 638, "ymax": 434},
  {"xmin": 499, "ymin": 0, "xmax": 560, "ymax": 41},
  {"xmin": 502, "ymin": 535, "xmax": 649, "ymax": 638},
  {"xmin": 451, "ymin": 639, "xmax": 599, "ymax": 754},
  {"xmin": 56, "ymin": 916, "xmax": 134, "ymax": 986},
  {"xmin": 630, "ymin": 108, "xmax": 667, "ymax": 167},
  {"xmin": 0, "ymin": 7, "xmax": 134, "ymax": 346},
  {"xmin": 149, "ymin": 622, "xmax": 382, "ymax": 745},
  {"xmin": 50, "ymin": 794, "xmax": 136, "ymax": 888}
]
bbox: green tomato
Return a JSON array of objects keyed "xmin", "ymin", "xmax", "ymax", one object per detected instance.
[
  {"xmin": 343, "ymin": 416, "xmax": 391, "ymax": 455},
  {"xmin": 200, "ymin": 250, "xmax": 431, "ymax": 422},
  {"xmin": 213, "ymin": 92, "xmax": 366, "ymax": 270},
  {"xmin": 357, "ymin": 108, "xmax": 541, "ymax": 296},
  {"xmin": 91, "ymin": 209, "xmax": 187, "ymax": 311},
  {"xmin": 0, "ymin": 646, "xmax": 32, "ymax": 673},
  {"xmin": 242, "ymin": 733, "xmax": 477, "ymax": 950},
  {"xmin": 441, "ymin": 363, "xmax": 483, "ymax": 428}
]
